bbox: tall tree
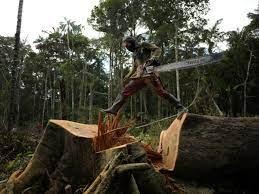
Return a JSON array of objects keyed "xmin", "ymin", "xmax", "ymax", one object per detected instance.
[
  {"xmin": 33, "ymin": 20, "xmax": 107, "ymax": 124},
  {"xmin": 88, "ymin": 0, "xmax": 143, "ymax": 107},
  {"xmin": 8, "ymin": 0, "xmax": 24, "ymax": 130},
  {"xmin": 141, "ymin": 0, "xmax": 209, "ymax": 115}
]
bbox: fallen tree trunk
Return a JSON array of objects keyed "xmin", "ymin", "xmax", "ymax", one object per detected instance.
[{"xmin": 174, "ymin": 114, "xmax": 259, "ymax": 185}]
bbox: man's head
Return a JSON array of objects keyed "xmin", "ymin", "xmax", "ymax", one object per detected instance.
[{"xmin": 122, "ymin": 36, "xmax": 138, "ymax": 52}]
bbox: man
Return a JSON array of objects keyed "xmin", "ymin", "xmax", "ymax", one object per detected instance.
[{"xmin": 103, "ymin": 36, "xmax": 185, "ymax": 115}]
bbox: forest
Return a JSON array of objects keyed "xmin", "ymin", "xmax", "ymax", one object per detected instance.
[
  {"xmin": 0, "ymin": 0, "xmax": 258, "ymax": 130},
  {"xmin": 0, "ymin": 0, "xmax": 259, "ymax": 193}
]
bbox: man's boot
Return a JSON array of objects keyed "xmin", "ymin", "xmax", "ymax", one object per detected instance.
[
  {"xmin": 103, "ymin": 93, "xmax": 126, "ymax": 115},
  {"xmin": 164, "ymin": 93, "xmax": 187, "ymax": 112}
]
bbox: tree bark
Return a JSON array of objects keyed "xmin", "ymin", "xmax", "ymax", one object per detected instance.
[
  {"xmin": 173, "ymin": 114, "xmax": 259, "ymax": 186},
  {"xmin": 41, "ymin": 70, "xmax": 48, "ymax": 126},
  {"xmin": 71, "ymin": 79, "xmax": 75, "ymax": 120},
  {"xmin": 243, "ymin": 50, "xmax": 253, "ymax": 116},
  {"xmin": 88, "ymin": 84, "xmax": 93, "ymax": 124},
  {"xmin": 1, "ymin": 120, "xmax": 169, "ymax": 194},
  {"xmin": 51, "ymin": 69, "xmax": 56, "ymax": 118},
  {"xmin": 59, "ymin": 79, "xmax": 67, "ymax": 120},
  {"xmin": 8, "ymin": 0, "xmax": 23, "ymax": 130},
  {"xmin": 108, "ymin": 47, "xmax": 113, "ymax": 107},
  {"xmin": 174, "ymin": 22, "xmax": 180, "ymax": 101}
]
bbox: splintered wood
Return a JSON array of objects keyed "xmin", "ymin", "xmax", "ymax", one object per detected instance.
[
  {"xmin": 94, "ymin": 111, "xmax": 188, "ymax": 171},
  {"xmin": 94, "ymin": 112, "xmax": 134, "ymax": 152}
]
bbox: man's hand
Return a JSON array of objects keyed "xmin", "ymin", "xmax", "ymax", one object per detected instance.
[{"xmin": 146, "ymin": 58, "xmax": 160, "ymax": 67}]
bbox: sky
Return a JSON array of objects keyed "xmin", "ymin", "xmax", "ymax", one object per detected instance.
[{"xmin": 0, "ymin": 0, "xmax": 258, "ymax": 46}]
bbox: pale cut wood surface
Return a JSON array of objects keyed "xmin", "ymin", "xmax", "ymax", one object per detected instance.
[
  {"xmin": 158, "ymin": 113, "xmax": 188, "ymax": 170},
  {"xmin": 50, "ymin": 119, "xmax": 98, "ymax": 138}
]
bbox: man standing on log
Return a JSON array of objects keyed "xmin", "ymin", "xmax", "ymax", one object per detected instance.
[{"xmin": 103, "ymin": 36, "xmax": 186, "ymax": 115}]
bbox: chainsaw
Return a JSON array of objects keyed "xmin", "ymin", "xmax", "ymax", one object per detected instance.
[{"xmin": 143, "ymin": 52, "xmax": 224, "ymax": 75}]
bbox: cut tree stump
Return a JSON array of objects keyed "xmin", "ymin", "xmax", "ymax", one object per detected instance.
[{"xmin": 0, "ymin": 119, "xmax": 170, "ymax": 194}]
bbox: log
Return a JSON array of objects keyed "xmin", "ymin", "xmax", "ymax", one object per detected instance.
[
  {"xmin": 173, "ymin": 114, "xmax": 259, "ymax": 186},
  {"xmin": 0, "ymin": 119, "xmax": 170, "ymax": 194},
  {"xmin": 84, "ymin": 154, "xmax": 152, "ymax": 194},
  {"xmin": 84, "ymin": 152, "xmax": 125, "ymax": 194},
  {"xmin": 128, "ymin": 175, "xmax": 140, "ymax": 194}
]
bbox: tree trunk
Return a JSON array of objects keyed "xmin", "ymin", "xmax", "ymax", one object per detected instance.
[
  {"xmin": 119, "ymin": 42, "xmax": 123, "ymax": 88},
  {"xmin": 0, "ymin": 120, "xmax": 169, "ymax": 194},
  {"xmin": 32, "ymin": 83, "xmax": 36, "ymax": 123},
  {"xmin": 41, "ymin": 71, "xmax": 48, "ymax": 127},
  {"xmin": 71, "ymin": 79, "xmax": 75, "ymax": 120},
  {"xmin": 108, "ymin": 48, "xmax": 113, "ymax": 107},
  {"xmin": 16, "ymin": 59, "xmax": 22, "ymax": 127},
  {"xmin": 2, "ymin": 114, "xmax": 259, "ymax": 193},
  {"xmin": 88, "ymin": 84, "xmax": 93, "ymax": 124},
  {"xmin": 51, "ymin": 69, "xmax": 56, "ymax": 118},
  {"xmin": 174, "ymin": 22, "xmax": 180, "ymax": 101},
  {"xmin": 8, "ymin": 0, "xmax": 23, "ymax": 130},
  {"xmin": 243, "ymin": 50, "xmax": 253, "ymax": 116},
  {"xmin": 174, "ymin": 114, "xmax": 259, "ymax": 186},
  {"xmin": 78, "ymin": 62, "xmax": 86, "ymax": 114},
  {"xmin": 59, "ymin": 79, "xmax": 67, "ymax": 120},
  {"xmin": 205, "ymin": 87, "xmax": 223, "ymax": 116}
]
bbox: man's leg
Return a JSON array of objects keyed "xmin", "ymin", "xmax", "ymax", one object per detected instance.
[
  {"xmin": 149, "ymin": 76, "xmax": 185, "ymax": 111},
  {"xmin": 103, "ymin": 79, "xmax": 146, "ymax": 115}
]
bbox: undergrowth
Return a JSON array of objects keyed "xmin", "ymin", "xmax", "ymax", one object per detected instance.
[
  {"xmin": 129, "ymin": 117, "xmax": 174, "ymax": 149},
  {"xmin": 0, "ymin": 131, "xmax": 38, "ymax": 180}
]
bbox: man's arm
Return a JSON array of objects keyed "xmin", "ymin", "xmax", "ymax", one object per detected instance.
[
  {"xmin": 142, "ymin": 42, "xmax": 162, "ymax": 60},
  {"xmin": 122, "ymin": 63, "xmax": 137, "ymax": 86},
  {"xmin": 124, "ymin": 63, "xmax": 137, "ymax": 79},
  {"xmin": 141, "ymin": 42, "xmax": 162, "ymax": 67}
]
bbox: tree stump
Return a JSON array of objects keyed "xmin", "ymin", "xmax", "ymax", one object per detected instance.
[{"xmin": 0, "ymin": 119, "xmax": 169, "ymax": 194}]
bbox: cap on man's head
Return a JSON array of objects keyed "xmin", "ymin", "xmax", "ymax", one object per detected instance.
[{"xmin": 122, "ymin": 36, "xmax": 138, "ymax": 52}]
